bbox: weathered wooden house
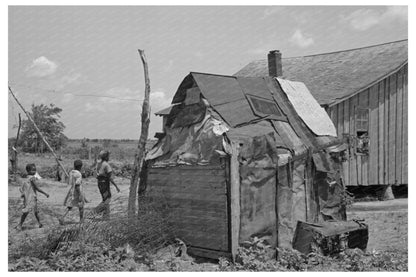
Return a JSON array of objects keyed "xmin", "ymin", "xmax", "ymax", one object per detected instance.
[
  {"xmin": 235, "ymin": 40, "xmax": 408, "ymax": 190},
  {"xmin": 144, "ymin": 72, "xmax": 347, "ymax": 259}
]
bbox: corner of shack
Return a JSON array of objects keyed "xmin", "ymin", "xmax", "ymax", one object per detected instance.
[{"xmin": 141, "ymin": 72, "xmax": 349, "ymax": 259}]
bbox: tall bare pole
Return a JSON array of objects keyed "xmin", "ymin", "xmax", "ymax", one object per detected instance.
[
  {"xmin": 128, "ymin": 49, "xmax": 151, "ymax": 218},
  {"xmin": 8, "ymin": 86, "xmax": 69, "ymax": 178},
  {"xmin": 10, "ymin": 113, "xmax": 21, "ymax": 173}
]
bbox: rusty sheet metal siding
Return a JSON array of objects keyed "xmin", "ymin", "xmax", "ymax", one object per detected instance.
[
  {"xmin": 147, "ymin": 165, "xmax": 229, "ymax": 251},
  {"xmin": 395, "ymin": 68, "xmax": 404, "ymax": 185},
  {"xmin": 402, "ymin": 65, "xmax": 408, "ymax": 183},
  {"xmin": 239, "ymin": 166, "xmax": 277, "ymax": 245}
]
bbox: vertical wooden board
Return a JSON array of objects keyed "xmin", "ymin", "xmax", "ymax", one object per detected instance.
[
  {"xmin": 337, "ymin": 103, "xmax": 344, "ymax": 138},
  {"xmin": 402, "ymin": 65, "xmax": 408, "ymax": 183},
  {"xmin": 342, "ymin": 101, "xmax": 350, "ymax": 186},
  {"xmin": 358, "ymin": 89, "xmax": 370, "ymax": 107},
  {"xmin": 349, "ymin": 96, "xmax": 358, "ymax": 186},
  {"xmin": 362, "ymin": 155, "xmax": 369, "ymax": 186},
  {"xmin": 357, "ymin": 90, "xmax": 369, "ymax": 185},
  {"xmin": 330, "ymin": 106, "xmax": 338, "ymax": 136},
  {"xmin": 343, "ymin": 101, "xmax": 350, "ymax": 135},
  {"xmin": 369, "ymin": 84, "xmax": 379, "ymax": 185},
  {"xmin": 378, "ymin": 80, "xmax": 385, "ymax": 184},
  {"xmin": 384, "ymin": 77, "xmax": 390, "ymax": 184},
  {"xmin": 356, "ymin": 155, "xmax": 362, "ymax": 185},
  {"xmin": 230, "ymin": 143, "xmax": 240, "ymax": 260},
  {"xmin": 388, "ymin": 73, "xmax": 397, "ymax": 184},
  {"xmin": 395, "ymin": 68, "xmax": 403, "ymax": 185}
]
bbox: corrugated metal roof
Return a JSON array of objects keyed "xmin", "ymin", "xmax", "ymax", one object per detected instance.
[{"xmin": 235, "ymin": 39, "xmax": 408, "ymax": 106}]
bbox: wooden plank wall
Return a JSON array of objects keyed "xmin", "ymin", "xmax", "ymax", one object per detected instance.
[
  {"xmin": 378, "ymin": 80, "xmax": 385, "ymax": 185},
  {"xmin": 388, "ymin": 72, "xmax": 397, "ymax": 185},
  {"xmin": 147, "ymin": 165, "xmax": 230, "ymax": 251},
  {"xmin": 402, "ymin": 65, "xmax": 408, "ymax": 183},
  {"xmin": 369, "ymin": 85, "xmax": 379, "ymax": 185},
  {"xmin": 327, "ymin": 64, "xmax": 408, "ymax": 186}
]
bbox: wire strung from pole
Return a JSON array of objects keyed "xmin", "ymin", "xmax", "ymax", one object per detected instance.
[
  {"xmin": 9, "ymin": 82, "xmax": 144, "ymax": 103},
  {"xmin": 9, "ymin": 95, "xmax": 19, "ymax": 127}
]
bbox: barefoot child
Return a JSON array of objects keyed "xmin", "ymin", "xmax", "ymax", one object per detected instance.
[
  {"xmin": 60, "ymin": 160, "xmax": 87, "ymax": 224},
  {"xmin": 94, "ymin": 150, "xmax": 120, "ymax": 220},
  {"xmin": 17, "ymin": 163, "xmax": 49, "ymax": 230}
]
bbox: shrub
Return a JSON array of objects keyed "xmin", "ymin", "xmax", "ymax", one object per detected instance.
[{"xmin": 218, "ymin": 237, "xmax": 408, "ymax": 272}]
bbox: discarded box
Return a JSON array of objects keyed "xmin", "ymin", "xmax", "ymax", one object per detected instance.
[{"xmin": 292, "ymin": 220, "xmax": 369, "ymax": 255}]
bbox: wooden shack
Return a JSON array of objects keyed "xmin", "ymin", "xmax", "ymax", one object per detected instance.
[
  {"xmin": 236, "ymin": 40, "xmax": 408, "ymax": 189},
  {"xmin": 143, "ymin": 72, "xmax": 347, "ymax": 259}
]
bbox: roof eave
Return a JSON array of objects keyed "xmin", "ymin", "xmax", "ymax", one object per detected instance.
[{"xmin": 327, "ymin": 60, "xmax": 408, "ymax": 108}]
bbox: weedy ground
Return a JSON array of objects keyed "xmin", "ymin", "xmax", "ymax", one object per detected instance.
[{"xmin": 8, "ymin": 154, "xmax": 408, "ymax": 271}]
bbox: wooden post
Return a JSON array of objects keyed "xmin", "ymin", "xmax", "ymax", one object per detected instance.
[
  {"xmin": 230, "ymin": 142, "xmax": 240, "ymax": 261},
  {"xmin": 8, "ymin": 86, "xmax": 69, "ymax": 178},
  {"xmin": 128, "ymin": 49, "xmax": 151, "ymax": 218},
  {"xmin": 10, "ymin": 113, "xmax": 21, "ymax": 174}
]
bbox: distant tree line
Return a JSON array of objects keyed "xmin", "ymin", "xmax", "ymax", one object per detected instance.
[{"xmin": 13, "ymin": 103, "xmax": 67, "ymax": 153}]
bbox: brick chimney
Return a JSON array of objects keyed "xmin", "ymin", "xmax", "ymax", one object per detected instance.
[{"xmin": 268, "ymin": 50, "xmax": 282, "ymax": 77}]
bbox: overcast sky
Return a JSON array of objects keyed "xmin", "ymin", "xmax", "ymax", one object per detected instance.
[{"xmin": 8, "ymin": 6, "xmax": 408, "ymax": 139}]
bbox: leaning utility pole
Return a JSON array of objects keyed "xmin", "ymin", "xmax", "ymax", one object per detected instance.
[
  {"xmin": 8, "ymin": 86, "xmax": 69, "ymax": 178},
  {"xmin": 128, "ymin": 49, "xmax": 151, "ymax": 218}
]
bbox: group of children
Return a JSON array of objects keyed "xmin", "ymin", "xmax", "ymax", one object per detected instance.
[{"xmin": 16, "ymin": 155, "xmax": 114, "ymax": 231}]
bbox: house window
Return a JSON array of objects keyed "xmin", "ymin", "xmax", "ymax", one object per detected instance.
[
  {"xmin": 247, "ymin": 94, "xmax": 286, "ymax": 121},
  {"xmin": 355, "ymin": 108, "xmax": 369, "ymax": 155}
]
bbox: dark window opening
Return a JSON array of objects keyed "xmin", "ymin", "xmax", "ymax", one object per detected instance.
[
  {"xmin": 355, "ymin": 108, "xmax": 369, "ymax": 155},
  {"xmin": 247, "ymin": 94, "xmax": 286, "ymax": 120}
]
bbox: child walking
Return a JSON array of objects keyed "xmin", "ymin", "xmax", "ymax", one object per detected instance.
[
  {"xmin": 60, "ymin": 160, "xmax": 87, "ymax": 224},
  {"xmin": 16, "ymin": 163, "xmax": 49, "ymax": 231}
]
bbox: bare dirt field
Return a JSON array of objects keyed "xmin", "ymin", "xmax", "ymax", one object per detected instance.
[
  {"xmin": 8, "ymin": 174, "xmax": 408, "ymax": 271},
  {"xmin": 9, "ymin": 177, "xmax": 408, "ymax": 252}
]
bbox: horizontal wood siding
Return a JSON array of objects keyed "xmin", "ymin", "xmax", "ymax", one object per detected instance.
[{"xmin": 147, "ymin": 165, "xmax": 229, "ymax": 251}]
